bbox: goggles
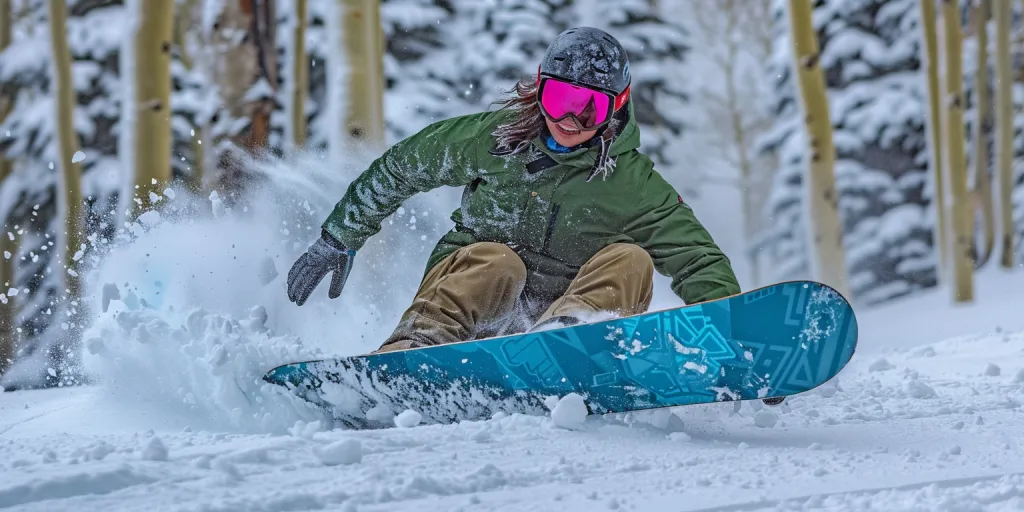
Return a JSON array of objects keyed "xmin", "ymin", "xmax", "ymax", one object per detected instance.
[{"xmin": 536, "ymin": 75, "xmax": 630, "ymax": 130}]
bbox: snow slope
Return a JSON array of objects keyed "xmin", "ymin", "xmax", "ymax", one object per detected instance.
[
  {"xmin": 3, "ymin": 156, "xmax": 1024, "ymax": 511},
  {"xmin": 2, "ymin": 267, "xmax": 1024, "ymax": 511}
]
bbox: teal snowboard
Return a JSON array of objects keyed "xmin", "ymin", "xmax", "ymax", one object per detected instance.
[{"xmin": 264, "ymin": 280, "xmax": 857, "ymax": 429}]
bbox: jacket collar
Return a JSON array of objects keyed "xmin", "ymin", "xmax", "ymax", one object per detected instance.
[{"xmin": 531, "ymin": 101, "xmax": 640, "ymax": 171}]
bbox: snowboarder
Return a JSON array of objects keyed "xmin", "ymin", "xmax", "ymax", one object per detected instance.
[{"xmin": 286, "ymin": 27, "xmax": 741, "ymax": 353}]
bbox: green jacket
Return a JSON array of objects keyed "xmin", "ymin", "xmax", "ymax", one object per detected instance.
[{"xmin": 323, "ymin": 105, "xmax": 740, "ymax": 305}]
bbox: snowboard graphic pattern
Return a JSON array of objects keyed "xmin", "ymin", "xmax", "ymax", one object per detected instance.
[{"xmin": 265, "ymin": 281, "xmax": 857, "ymax": 428}]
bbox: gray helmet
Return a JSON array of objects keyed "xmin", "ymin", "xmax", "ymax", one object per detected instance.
[{"xmin": 538, "ymin": 27, "xmax": 631, "ymax": 95}]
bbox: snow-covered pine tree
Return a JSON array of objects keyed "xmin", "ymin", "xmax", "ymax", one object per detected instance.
[
  {"xmin": 377, "ymin": 0, "xmax": 455, "ymax": 143},
  {"xmin": 379, "ymin": 0, "xmax": 563, "ymax": 141},
  {"xmin": 758, "ymin": 0, "xmax": 936, "ymax": 305},
  {"xmin": 0, "ymin": 0, "xmax": 124, "ymax": 383},
  {"xmin": 1013, "ymin": 72, "xmax": 1024, "ymax": 264},
  {"xmin": 565, "ymin": 0, "xmax": 689, "ymax": 167},
  {"xmin": 375, "ymin": 0, "xmax": 690, "ymax": 167},
  {"xmin": 300, "ymin": 0, "xmax": 330, "ymax": 152}
]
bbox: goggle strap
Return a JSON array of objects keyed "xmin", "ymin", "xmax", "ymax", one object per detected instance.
[{"xmin": 614, "ymin": 85, "xmax": 630, "ymax": 111}]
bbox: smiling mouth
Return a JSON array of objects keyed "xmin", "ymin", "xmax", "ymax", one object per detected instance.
[{"xmin": 554, "ymin": 122, "xmax": 581, "ymax": 135}]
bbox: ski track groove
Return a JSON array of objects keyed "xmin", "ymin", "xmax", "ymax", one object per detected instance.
[
  {"xmin": 0, "ymin": 405, "xmax": 72, "ymax": 438},
  {"xmin": 682, "ymin": 471, "xmax": 1024, "ymax": 512}
]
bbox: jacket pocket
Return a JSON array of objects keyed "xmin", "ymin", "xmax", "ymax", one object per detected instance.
[{"xmin": 542, "ymin": 203, "xmax": 561, "ymax": 253}]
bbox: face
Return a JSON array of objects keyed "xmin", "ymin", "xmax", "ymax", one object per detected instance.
[{"xmin": 545, "ymin": 116, "xmax": 598, "ymax": 147}]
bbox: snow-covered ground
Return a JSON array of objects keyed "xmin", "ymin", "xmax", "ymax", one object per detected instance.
[
  {"xmin": 3, "ymin": 159, "xmax": 1024, "ymax": 511},
  {"xmin": 3, "ymin": 266, "xmax": 1024, "ymax": 511}
]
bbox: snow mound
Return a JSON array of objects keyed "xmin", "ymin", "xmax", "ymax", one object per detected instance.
[
  {"xmin": 82, "ymin": 298, "xmax": 328, "ymax": 433},
  {"xmin": 140, "ymin": 437, "xmax": 168, "ymax": 461},
  {"xmin": 753, "ymin": 409, "xmax": 778, "ymax": 428},
  {"xmin": 394, "ymin": 409, "xmax": 422, "ymax": 428},
  {"xmin": 17, "ymin": 148, "xmax": 467, "ymax": 434},
  {"xmin": 550, "ymin": 393, "xmax": 588, "ymax": 430}
]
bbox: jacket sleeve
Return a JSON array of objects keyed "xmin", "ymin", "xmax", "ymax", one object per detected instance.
[
  {"xmin": 623, "ymin": 166, "xmax": 741, "ymax": 304},
  {"xmin": 322, "ymin": 114, "xmax": 490, "ymax": 250}
]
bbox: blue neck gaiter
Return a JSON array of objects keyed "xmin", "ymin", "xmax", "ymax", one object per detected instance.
[{"xmin": 545, "ymin": 135, "xmax": 577, "ymax": 153}]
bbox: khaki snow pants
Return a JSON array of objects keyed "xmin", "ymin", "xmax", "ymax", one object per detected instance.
[{"xmin": 375, "ymin": 242, "xmax": 654, "ymax": 353}]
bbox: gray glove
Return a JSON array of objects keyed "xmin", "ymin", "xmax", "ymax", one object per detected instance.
[{"xmin": 286, "ymin": 230, "xmax": 356, "ymax": 306}]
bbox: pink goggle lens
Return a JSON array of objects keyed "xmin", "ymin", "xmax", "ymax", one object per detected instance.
[{"xmin": 539, "ymin": 78, "xmax": 612, "ymax": 129}]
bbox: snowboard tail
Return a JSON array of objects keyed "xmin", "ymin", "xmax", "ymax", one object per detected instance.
[{"xmin": 264, "ymin": 280, "xmax": 858, "ymax": 429}]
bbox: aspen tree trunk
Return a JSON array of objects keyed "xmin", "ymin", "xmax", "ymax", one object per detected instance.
[
  {"xmin": 994, "ymin": 0, "xmax": 1016, "ymax": 267},
  {"xmin": 291, "ymin": 0, "xmax": 308, "ymax": 148},
  {"xmin": 240, "ymin": 0, "xmax": 276, "ymax": 152},
  {"xmin": 342, "ymin": 0, "xmax": 385, "ymax": 145},
  {"xmin": 47, "ymin": 0, "xmax": 87, "ymax": 371},
  {"xmin": 942, "ymin": 0, "xmax": 975, "ymax": 301},
  {"xmin": 174, "ymin": 0, "xmax": 204, "ymax": 193},
  {"xmin": 971, "ymin": 0, "xmax": 996, "ymax": 267},
  {"xmin": 0, "ymin": 0, "xmax": 13, "ymax": 375},
  {"xmin": 786, "ymin": 0, "xmax": 850, "ymax": 297},
  {"xmin": 130, "ymin": 0, "xmax": 174, "ymax": 215},
  {"xmin": 921, "ymin": 0, "xmax": 949, "ymax": 279}
]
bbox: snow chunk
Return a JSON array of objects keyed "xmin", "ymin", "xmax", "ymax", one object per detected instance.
[
  {"xmin": 550, "ymin": 393, "xmax": 588, "ymax": 430},
  {"xmin": 905, "ymin": 380, "xmax": 936, "ymax": 399},
  {"xmin": 543, "ymin": 395, "xmax": 560, "ymax": 411},
  {"xmin": 138, "ymin": 210, "xmax": 161, "ymax": 227},
  {"xmin": 71, "ymin": 151, "xmax": 86, "ymax": 163},
  {"xmin": 89, "ymin": 441, "xmax": 115, "ymax": 461},
  {"xmin": 288, "ymin": 420, "xmax": 322, "ymax": 439},
  {"xmin": 394, "ymin": 409, "xmax": 422, "ymax": 428},
  {"xmin": 141, "ymin": 437, "xmax": 168, "ymax": 461},
  {"xmin": 209, "ymin": 190, "xmax": 225, "ymax": 218},
  {"xmin": 101, "ymin": 283, "xmax": 121, "ymax": 313},
  {"xmin": 1013, "ymin": 369, "xmax": 1024, "ymax": 383},
  {"xmin": 753, "ymin": 409, "xmax": 779, "ymax": 428},
  {"xmin": 984, "ymin": 363, "xmax": 1001, "ymax": 376},
  {"xmin": 868, "ymin": 357, "xmax": 895, "ymax": 372},
  {"xmin": 314, "ymin": 439, "xmax": 362, "ymax": 466}
]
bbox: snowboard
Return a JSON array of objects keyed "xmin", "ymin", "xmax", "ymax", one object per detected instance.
[{"xmin": 264, "ymin": 280, "xmax": 857, "ymax": 429}]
